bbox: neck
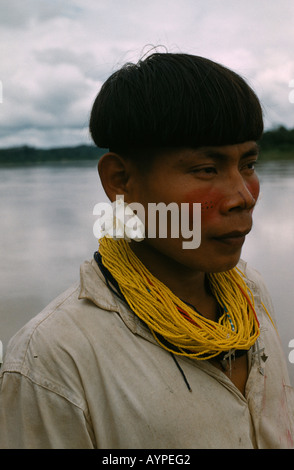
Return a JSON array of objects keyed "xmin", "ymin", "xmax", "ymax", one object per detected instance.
[{"xmin": 130, "ymin": 240, "xmax": 218, "ymax": 321}]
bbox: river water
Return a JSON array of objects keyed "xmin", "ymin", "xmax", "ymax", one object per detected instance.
[{"xmin": 0, "ymin": 159, "xmax": 294, "ymax": 383}]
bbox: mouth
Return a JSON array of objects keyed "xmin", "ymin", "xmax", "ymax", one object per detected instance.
[{"xmin": 212, "ymin": 229, "xmax": 251, "ymax": 248}]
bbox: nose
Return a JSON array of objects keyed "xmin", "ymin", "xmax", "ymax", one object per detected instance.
[{"xmin": 219, "ymin": 175, "xmax": 258, "ymax": 214}]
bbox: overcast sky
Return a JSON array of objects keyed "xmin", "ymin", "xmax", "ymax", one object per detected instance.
[{"xmin": 1, "ymin": 0, "xmax": 294, "ymax": 149}]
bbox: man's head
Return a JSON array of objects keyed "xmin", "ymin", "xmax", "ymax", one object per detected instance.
[{"xmin": 90, "ymin": 52, "xmax": 263, "ymax": 273}]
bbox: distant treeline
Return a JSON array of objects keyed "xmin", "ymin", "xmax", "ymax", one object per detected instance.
[
  {"xmin": 0, "ymin": 126, "xmax": 294, "ymax": 165},
  {"xmin": 258, "ymin": 126, "xmax": 294, "ymax": 160},
  {"xmin": 0, "ymin": 144, "xmax": 105, "ymax": 166},
  {"xmin": 259, "ymin": 126, "xmax": 294, "ymax": 151}
]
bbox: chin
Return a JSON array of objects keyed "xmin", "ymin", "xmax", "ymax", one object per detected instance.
[
  {"xmin": 174, "ymin": 252, "xmax": 241, "ymax": 274},
  {"xmin": 205, "ymin": 253, "xmax": 242, "ymax": 274}
]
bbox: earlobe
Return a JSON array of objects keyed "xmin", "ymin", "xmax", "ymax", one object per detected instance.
[{"xmin": 98, "ymin": 152, "xmax": 130, "ymax": 202}]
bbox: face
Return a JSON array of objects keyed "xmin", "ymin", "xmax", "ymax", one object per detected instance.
[{"xmin": 127, "ymin": 141, "xmax": 260, "ymax": 273}]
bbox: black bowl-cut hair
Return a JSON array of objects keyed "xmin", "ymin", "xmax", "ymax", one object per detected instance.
[{"xmin": 89, "ymin": 52, "xmax": 263, "ymax": 161}]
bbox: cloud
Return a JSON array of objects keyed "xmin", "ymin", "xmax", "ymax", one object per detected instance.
[
  {"xmin": 0, "ymin": 0, "xmax": 81, "ymax": 28},
  {"xmin": 0, "ymin": 0, "xmax": 294, "ymax": 148}
]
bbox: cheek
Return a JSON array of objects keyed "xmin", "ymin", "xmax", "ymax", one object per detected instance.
[
  {"xmin": 248, "ymin": 177, "xmax": 260, "ymax": 202},
  {"xmin": 184, "ymin": 190, "xmax": 220, "ymax": 222},
  {"xmin": 184, "ymin": 176, "xmax": 260, "ymax": 220},
  {"xmin": 201, "ymin": 200, "xmax": 216, "ymax": 215}
]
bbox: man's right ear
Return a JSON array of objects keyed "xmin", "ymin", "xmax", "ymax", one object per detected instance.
[{"xmin": 98, "ymin": 152, "xmax": 131, "ymax": 203}]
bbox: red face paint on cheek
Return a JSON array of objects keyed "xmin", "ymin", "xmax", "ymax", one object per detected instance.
[
  {"xmin": 247, "ymin": 178, "xmax": 260, "ymax": 205},
  {"xmin": 184, "ymin": 175, "xmax": 260, "ymax": 227},
  {"xmin": 200, "ymin": 197, "xmax": 220, "ymax": 223},
  {"xmin": 183, "ymin": 190, "xmax": 220, "ymax": 224}
]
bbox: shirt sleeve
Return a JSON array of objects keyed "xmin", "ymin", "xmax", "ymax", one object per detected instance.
[{"xmin": 0, "ymin": 371, "xmax": 95, "ymax": 449}]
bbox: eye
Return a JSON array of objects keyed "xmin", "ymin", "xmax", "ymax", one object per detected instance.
[
  {"xmin": 190, "ymin": 166, "xmax": 217, "ymax": 177},
  {"xmin": 203, "ymin": 167, "xmax": 217, "ymax": 173},
  {"xmin": 241, "ymin": 160, "xmax": 258, "ymax": 174}
]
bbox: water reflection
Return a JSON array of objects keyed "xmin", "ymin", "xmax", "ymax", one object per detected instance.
[{"xmin": 0, "ymin": 159, "xmax": 294, "ymax": 383}]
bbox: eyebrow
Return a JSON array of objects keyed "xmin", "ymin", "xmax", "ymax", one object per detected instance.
[{"xmin": 202, "ymin": 143, "xmax": 260, "ymax": 160}]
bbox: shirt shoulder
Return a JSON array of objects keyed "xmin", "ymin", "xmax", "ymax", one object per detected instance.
[
  {"xmin": 0, "ymin": 258, "xmax": 147, "ymax": 406},
  {"xmin": 0, "ymin": 280, "xmax": 119, "ymax": 406},
  {"xmin": 1, "ymin": 282, "xmax": 80, "ymax": 372},
  {"xmin": 237, "ymin": 259, "xmax": 275, "ymax": 319}
]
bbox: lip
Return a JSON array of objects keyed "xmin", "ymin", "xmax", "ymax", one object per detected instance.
[{"xmin": 213, "ymin": 229, "xmax": 251, "ymax": 247}]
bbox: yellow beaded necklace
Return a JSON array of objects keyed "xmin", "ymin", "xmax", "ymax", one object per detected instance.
[{"xmin": 99, "ymin": 236, "xmax": 261, "ymax": 360}]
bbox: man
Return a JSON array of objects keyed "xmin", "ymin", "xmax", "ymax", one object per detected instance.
[{"xmin": 0, "ymin": 52, "xmax": 293, "ymax": 449}]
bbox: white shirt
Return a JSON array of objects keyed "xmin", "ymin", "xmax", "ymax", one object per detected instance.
[{"xmin": 0, "ymin": 258, "xmax": 293, "ymax": 449}]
